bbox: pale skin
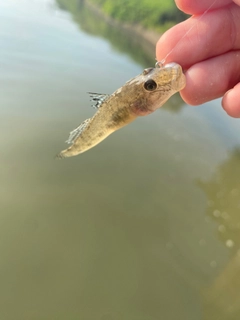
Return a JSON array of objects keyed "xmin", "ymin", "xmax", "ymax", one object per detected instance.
[{"xmin": 156, "ymin": 0, "xmax": 240, "ymax": 118}]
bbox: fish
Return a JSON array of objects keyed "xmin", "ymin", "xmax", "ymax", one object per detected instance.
[{"xmin": 56, "ymin": 62, "xmax": 185, "ymax": 158}]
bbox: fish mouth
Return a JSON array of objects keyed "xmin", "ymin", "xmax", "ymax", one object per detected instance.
[{"xmin": 164, "ymin": 63, "xmax": 186, "ymax": 91}]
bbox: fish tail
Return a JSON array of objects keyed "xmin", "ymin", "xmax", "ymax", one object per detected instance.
[{"xmin": 55, "ymin": 146, "xmax": 81, "ymax": 159}]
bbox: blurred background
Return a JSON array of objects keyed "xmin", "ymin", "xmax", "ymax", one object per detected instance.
[{"xmin": 1, "ymin": 1, "xmax": 240, "ymax": 319}]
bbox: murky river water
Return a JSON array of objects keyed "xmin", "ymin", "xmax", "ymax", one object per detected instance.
[{"xmin": 1, "ymin": 1, "xmax": 240, "ymax": 319}]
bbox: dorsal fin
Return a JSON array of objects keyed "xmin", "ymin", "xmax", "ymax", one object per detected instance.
[
  {"xmin": 88, "ymin": 92, "xmax": 109, "ymax": 109},
  {"xmin": 65, "ymin": 118, "xmax": 91, "ymax": 144}
]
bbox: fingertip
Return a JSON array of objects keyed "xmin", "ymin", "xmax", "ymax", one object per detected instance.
[
  {"xmin": 233, "ymin": 0, "xmax": 240, "ymax": 6},
  {"xmin": 174, "ymin": 0, "xmax": 193, "ymax": 14},
  {"xmin": 175, "ymin": 0, "xmax": 232, "ymax": 14},
  {"xmin": 155, "ymin": 35, "xmax": 163, "ymax": 61},
  {"xmin": 155, "ymin": 23, "xmax": 190, "ymax": 66},
  {"xmin": 222, "ymin": 83, "xmax": 240, "ymax": 118},
  {"xmin": 178, "ymin": 67, "xmax": 212, "ymax": 106},
  {"xmin": 155, "ymin": 30, "xmax": 173, "ymax": 62},
  {"xmin": 179, "ymin": 90, "xmax": 199, "ymax": 106}
]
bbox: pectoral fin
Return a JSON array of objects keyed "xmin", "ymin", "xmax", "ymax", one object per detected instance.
[{"xmin": 66, "ymin": 118, "xmax": 91, "ymax": 144}]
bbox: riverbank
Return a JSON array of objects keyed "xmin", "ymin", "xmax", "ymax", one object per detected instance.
[
  {"xmin": 56, "ymin": 0, "xmax": 186, "ymax": 56},
  {"xmin": 84, "ymin": 0, "xmax": 161, "ymax": 48}
]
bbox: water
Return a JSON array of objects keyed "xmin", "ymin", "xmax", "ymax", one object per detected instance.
[{"xmin": 1, "ymin": 1, "xmax": 240, "ymax": 319}]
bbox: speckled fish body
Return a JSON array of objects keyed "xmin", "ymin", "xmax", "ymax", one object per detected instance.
[{"xmin": 56, "ymin": 63, "xmax": 185, "ymax": 158}]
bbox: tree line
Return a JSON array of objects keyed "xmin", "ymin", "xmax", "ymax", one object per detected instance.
[{"xmin": 58, "ymin": 0, "xmax": 188, "ymax": 32}]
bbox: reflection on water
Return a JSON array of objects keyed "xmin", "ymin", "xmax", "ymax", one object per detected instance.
[
  {"xmin": 1, "ymin": 0, "xmax": 240, "ymax": 319},
  {"xmin": 199, "ymin": 149, "xmax": 240, "ymax": 320},
  {"xmin": 199, "ymin": 148, "xmax": 240, "ymax": 249},
  {"xmin": 57, "ymin": 0, "xmax": 156, "ymax": 67}
]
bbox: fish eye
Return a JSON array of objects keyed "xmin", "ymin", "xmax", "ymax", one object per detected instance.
[{"xmin": 144, "ymin": 79, "xmax": 157, "ymax": 91}]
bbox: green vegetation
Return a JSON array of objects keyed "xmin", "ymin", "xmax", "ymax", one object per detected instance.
[
  {"xmin": 88, "ymin": 0, "xmax": 188, "ymax": 32},
  {"xmin": 57, "ymin": 0, "xmax": 188, "ymax": 33}
]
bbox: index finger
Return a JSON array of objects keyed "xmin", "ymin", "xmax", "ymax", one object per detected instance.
[
  {"xmin": 156, "ymin": 2, "xmax": 239, "ymax": 69},
  {"xmin": 175, "ymin": 0, "xmax": 232, "ymax": 15}
]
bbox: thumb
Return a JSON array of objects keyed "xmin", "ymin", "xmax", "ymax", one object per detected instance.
[{"xmin": 222, "ymin": 83, "xmax": 240, "ymax": 118}]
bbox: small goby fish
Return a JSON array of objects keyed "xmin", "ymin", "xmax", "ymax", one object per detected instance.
[{"xmin": 56, "ymin": 62, "xmax": 185, "ymax": 158}]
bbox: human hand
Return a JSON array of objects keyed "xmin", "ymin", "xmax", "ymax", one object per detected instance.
[{"xmin": 156, "ymin": 0, "xmax": 240, "ymax": 118}]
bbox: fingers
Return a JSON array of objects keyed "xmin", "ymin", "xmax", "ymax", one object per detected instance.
[
  {"xmin": 222, "ymin": 83, "xmax": 240, "ymax": 118},
  {"xmin": 175, "ymin": 0, "xmax": 232, "ymax": 15},
  {"xmin": 156, "ymin": 0, "xmax": 240, "ymax": 118},
  {"xmin": 179, "ymin": 51, "xmax": 240, "ymax": 105},
  {"xmin": 156, "ymin": 2, "xmax": 240, "ymax": 68}
]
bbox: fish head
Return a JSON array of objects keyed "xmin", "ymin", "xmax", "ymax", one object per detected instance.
[{"xmin": 127, "ymin": 62, "xmax": 186, "ymax": 116}]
